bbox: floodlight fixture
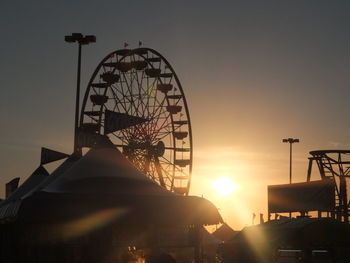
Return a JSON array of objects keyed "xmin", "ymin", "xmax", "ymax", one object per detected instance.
[
  {"xmin": 65, "ymin": 33, "xmax": 96, "ymax": 45},
  {"xmin": 65, "ymin": 33, "xmax": 96, "ymax": 156},
  {"xmin": 282, "ymin": 138, "xmax": 299, "ymax": 144},
  {"xmin": 64, "ymin": 35, "xmax": 75, "ymax": 43},
  {"xmin": 85, "ymin": 35, "xmax": 96, "ymax": 43}
]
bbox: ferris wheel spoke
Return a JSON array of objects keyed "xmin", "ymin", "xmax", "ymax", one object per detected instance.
[
  {"xmin": 156, "ymin": 118, "xmax": 189, "ymax": 142},
  {"xmin": 148, "ymin": 110, "xmax": 172, "ymax": 140},
  {"xmin": 129, "ymin": 71, "xmax": 139, "ymax": 116},
  {"xmin": 111, "ymin": 86, "xmax": 132, "ymax": 111},
  {"xmin": 114, "ymin": 81, "xmax": 128, "ymax": 114},
  {"xmin": 109, "ymin": 86, "xmax": 129, "ymax": 114},
  {"xmin": 144, "ymin": 76, "xmax": 153, "ymax": 119},
  {"xmin": 158, "ymin": 155, "xmax": 186, "ymax": 174},
  {"xmin": 143, "ymin": 76, "xmax": 158, "ymax": 120},
  {"xmin": 119, "ymin": 73, "xmax": 137, "ymax": 115},
  {"xmin": 133, "ymin": 72, "xmax": 143, "ymax": 116},
  {"xmin": 154, "ymin": 156, "xmax": 166, "ymax": 187},
  {"xmin": 126, "ymin": 70, "xmax": 143, "ymax": 118},
  {"xmin": 149, "ymin": 80, "xmax": 169, "ymax": 123},
  {"xmin": 150, "ymin": 86, "xmax": 172, "ymax": 119},
  {"xmin": 148, "ymin": 97, "xmax": 167, "ymax": 126},
  {"xmin": 130, "ymin": 68, "xmax": 145, "ymax": 116},
  {"xmin": 120, "ymin": 73, "xmax": 136, "ymax": 116},
  {"xmin": 155, "ymin": 160, "xmax": 173, "ymax": 183},
  {"xmin": 139, "ymin": 72, "xmax": 151, "ymax": 116},
  {"xmin": 151, "ymin": 127, "xmax": 171, "ymax": 143},
  {"xmin": 136, "ymin": 71, "xmax": 149, "ymax": 117}
]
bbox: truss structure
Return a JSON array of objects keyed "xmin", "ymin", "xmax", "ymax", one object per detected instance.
[{"xmin": 307, "ymin": 150, "xmax": 350, "ymax": 222}]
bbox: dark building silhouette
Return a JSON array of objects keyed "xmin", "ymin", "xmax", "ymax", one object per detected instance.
[
  {"xmin": 0, "ymin": 143, "xmax": 222, "ymax": 263},
  {"xmin": 220, "ymin": 217, "xmax": 350, "ymax": 263}
]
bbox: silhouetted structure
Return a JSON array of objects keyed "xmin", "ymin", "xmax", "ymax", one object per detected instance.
[
  {"xmin": 307, "ymin": 150, "xmax": 350, "ymax": 223},
  {"xmin": 220, "ymin": 217, "xmax": 350, "ymax": 263},
  {"xmin": 268, "ymin": 150, "xmax": 350, "ymax": 223},
  {"xmin": 0, "ymin": 141, "xmax": 222, "ymax": 263}
]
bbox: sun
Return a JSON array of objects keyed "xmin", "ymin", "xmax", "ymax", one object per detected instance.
[{"xmin": 211, "ymin": 176, "xmax": 237, "ymax": 196}]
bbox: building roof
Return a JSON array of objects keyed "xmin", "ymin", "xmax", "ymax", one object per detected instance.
[
  {"xmin": 229, "ymin": 217, "xmax": 350, "ymax": 245},
  {"xmin": 0, "ymin": 165, "xmax": 49, "ymax": 221},
  {"xmin": 212, "ymin": 222, "xmax": 237, "ymax": 242}
]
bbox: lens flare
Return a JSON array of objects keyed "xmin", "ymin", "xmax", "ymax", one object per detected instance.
[{"xmin": 61, "ymin": 208, "xmax": 128, "ymax": 239}]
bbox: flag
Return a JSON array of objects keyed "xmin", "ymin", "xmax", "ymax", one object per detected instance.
[
  {"xmin": 6, "ymin": 177, "xmax": 20, "ymax": 198},
  {"xmin": 124, "ymin": 42, "xmax": 129, "ymax": 48},
  {"xmin": 252, "ymin": 213, "xmax": 256, "ymax": 225},
  {"xmin": 105, "ymin": 110, "xmax": 149, "ymax": 134},
  {"xmin": 41, "ymin": 147, "xmax": 69, "ymax": 165},
  {"xmin": 260, "ymin": 213, "xmax": 264, "ymax": 224}
]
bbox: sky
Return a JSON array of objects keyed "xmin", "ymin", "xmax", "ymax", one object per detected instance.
[{"xmin": 1, "ymin": 0, "xmax": 350, "ymax": 230}]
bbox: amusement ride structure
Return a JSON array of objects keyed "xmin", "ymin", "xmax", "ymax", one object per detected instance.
[
  {"xmin": 78, "ymin": 47, "xmax": 193, "ymax": 195},
  {"xmin": 307, "ymin": 150, "xmax": 350, "ymax": 222}
]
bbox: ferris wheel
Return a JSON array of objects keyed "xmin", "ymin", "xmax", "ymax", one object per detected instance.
[{"xmin": 79, "ymin": 48, "xmax": 193, "ymax": 195}]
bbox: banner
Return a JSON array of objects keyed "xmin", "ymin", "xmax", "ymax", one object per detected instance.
[
  {"xmin": 105, "ymin": 110, "xmax": 148, "ymax": 134},
  {"xmin": 268, "ymin": 180, "xmax": 335, "ymax": 213}
]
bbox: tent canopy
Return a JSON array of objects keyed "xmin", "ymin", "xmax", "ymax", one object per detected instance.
[
  {"xmin": 43, "ymin": 147, "xmax": 175, "ymax": 196},
  {"xmin": 1, "ymin": 146, "xmax": 222, "ymax": 226}
]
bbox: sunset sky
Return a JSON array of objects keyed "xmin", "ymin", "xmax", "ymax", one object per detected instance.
[{"xmin": 1, "ymin": 1, "xmax": 350, "ymax": 230}]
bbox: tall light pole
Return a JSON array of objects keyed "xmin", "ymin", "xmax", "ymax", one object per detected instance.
[
  {"xmin": 282, "ymin": 138, "xmax": 299, "ymax": 184},
  {"xmin": 65, "ymin": 33, "xmax": 96, "ymax": 156}
]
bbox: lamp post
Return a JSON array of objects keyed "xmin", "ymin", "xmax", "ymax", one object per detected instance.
[
  {"xmin": 282, "ymin": 138, "xmax": 299, "ymax": 184},
  {"xmin": 65, "ymin": 33, "xmax": 96, "ymax": 156}
]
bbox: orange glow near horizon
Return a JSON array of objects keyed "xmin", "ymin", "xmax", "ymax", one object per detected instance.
[{"xmin": 189, "ymin": 146, "xmax": 308, "ymax": 230}]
